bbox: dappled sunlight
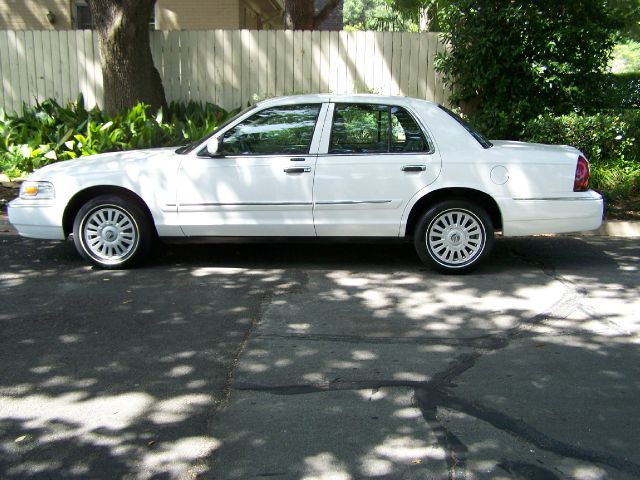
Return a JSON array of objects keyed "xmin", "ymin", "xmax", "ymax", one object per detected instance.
[
  {"xmin": 0, "ymin": 237, "xmax": 297, "ymax": 478},
  {"xmin": 1, "ymin": 391, "xmax": 152, "ymax": 433},
  {"xmin": 1, "ymin": 234, "xmax": 639, "ymax": 478},
  {"xmin": 148, "ymin": 394, "xmax": 213, "ymax": 424},
  {"xmin": 372, "ymin": 435, "xmax": 443, "ymax": 461},
  {"xmin": 320, "ymin": 268, "xmax": 570, "ymax": 335},
  {"xmin": 1, "ymin": 30, "xmax": 449, "ymax": 114},
  {"xmin": 303, "ymin": 453, "xmax": 351, "ymax": 480},
  {"xmin": 139, "ymin": 436, "xmax": 220, "ymax": 479},
  {"xmin": 570, "ymin": 466, "xmax": 608, "ymax": 480},
  {"xmin": 206, "ymin": 237, "xmax": 638, "ymax": 478}
]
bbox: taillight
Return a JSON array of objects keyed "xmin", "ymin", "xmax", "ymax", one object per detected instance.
[{"xmin": 573, "ymin": 155, "xmax": 590, "ymax": 192}]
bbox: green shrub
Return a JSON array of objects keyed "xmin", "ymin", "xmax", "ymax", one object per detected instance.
[
  {"xmin": 436, "ymin": 0, "xmax": 617, "ymax": 139},
  {"xmin": 590, "ymin": 163, "xmax": 640, "ymax": 200},
  {"xmin": 0, "ymin": 97, "xmax": 231, "ymax": 178},
  {"xmin": 521, "ymin": 112, "xmax": 638, "ymax": 166},
  {"xmin": 590, "ymin": 73, "xmax": 640, "ymax": 110},
  {"xmin": 521, "ymin": 110, "xmax": 640, "ymax": 200}
]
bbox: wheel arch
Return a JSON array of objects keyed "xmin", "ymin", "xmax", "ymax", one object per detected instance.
[
  {"xmin": 404, "ymin": 187, "xmax": 502, "ymax": 238},
  {"xmin": 62, "ymin": 185, "xmax": 157, "ymax": 238}
]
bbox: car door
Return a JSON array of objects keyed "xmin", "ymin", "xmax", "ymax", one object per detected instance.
[
  {"xmin": 177, "ymin": 103, "xmax": 325, "ymax": 237},
  {"xmin": 313, "ymin": 102, "xmax": 442, "ymax": 236}
]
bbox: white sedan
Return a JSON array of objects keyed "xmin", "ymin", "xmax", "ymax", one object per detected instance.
[{"xmin": 8, "ymin": 94, "xmax": 603, "ymax": 273}]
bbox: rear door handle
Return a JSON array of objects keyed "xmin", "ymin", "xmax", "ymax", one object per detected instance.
[
  {"xmin": 284, "ymin": 167, "xmax": 311, "ymax": 173},
  {"xmin": 290, "ymin": 157, "xmax": 306, "ymax": 162},
  {"xmin": 402, "ymin": 165, "xmax": 426, "ymax": 172}
]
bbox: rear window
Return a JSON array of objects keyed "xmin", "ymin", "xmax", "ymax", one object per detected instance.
[{"xmin": 438, "ymin": 105, "xmax": 493, "ymax": 149}]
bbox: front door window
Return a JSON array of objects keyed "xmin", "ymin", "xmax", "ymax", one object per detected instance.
[{"xmin": 220, "ymin": 105, "xmax": 321, "ymax": 156}]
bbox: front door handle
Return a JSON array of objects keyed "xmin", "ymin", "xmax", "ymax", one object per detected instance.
[
  {"xmin": 284, "ymin": 167, "xmax": 311, "ymax": 173},
  {"xmin": 402, "ymin": 165, "xmax": 427, "ymax": 172}
]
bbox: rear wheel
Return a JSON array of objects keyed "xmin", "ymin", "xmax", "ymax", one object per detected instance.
[
  {"xmin": 414, "ymin": 200, "xmax": 494, "ymax": 273},
  {"xmin": 73, "ymin": 194, "xmax": 153, "ymax": 269}
]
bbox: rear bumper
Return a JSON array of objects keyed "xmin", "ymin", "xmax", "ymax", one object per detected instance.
[
  {"xmin": 500, "ymin": 191, "xmax": 604, "ymax": 236},
  {"xmin": 7, "ymin": 199, "xmax": 66, "ymax": 240}
]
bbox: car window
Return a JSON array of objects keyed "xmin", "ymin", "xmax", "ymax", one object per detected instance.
[
  {"xmin": 390, "ymin": 106, "xmax": 429, "ymax": 153},
  {"xmin": 329, "ymin": 104, "xmax": 429, "ymax": 154},
  {"xmin": 330, "ymin": 104, "xmax": 389, "ymax": 154},
  {"xmin": 220, "ymin": 104, "xmax": 321, "ymax": 155},
  {"xmin": 181, "ymin": 105, "xmax": 256, "ymax": 155}
]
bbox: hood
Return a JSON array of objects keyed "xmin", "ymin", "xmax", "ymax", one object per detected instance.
[{"xmin": 29, "ymin": 147, "xmax": 177, "ymax": 180}]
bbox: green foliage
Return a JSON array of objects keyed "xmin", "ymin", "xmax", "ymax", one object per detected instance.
[
  {"xmin": 343, "ymin": 0, "xmax": 420, "ymax": 31},
  {"xmin": 437, "ymin": 0, "xmax": 618, "ymax": 139},
  {"xmin": 612, "ymin": 41, "xmax": 640, "ymax": 73},
  {"xmin": 388, "ymin": 0, "xmax": 450, "ymax": 31},
  {"xmin": 0, "ymin": 98, "xmax": 230, "ymax": 178},
  {"xmin": 590, "ymin": 163, "xmax": 640, "ymax": 200},
  {"xmin": 521, "ymin": 112, "xmax": 637, "ymax": 165},
  {"xmin": 521, "ymin": 111, "xmax": 640, "ymax": 197},
  {"xmin": 608, "ymin": 0, "xmax": 640, "ymax": 41},
  {"xmin": 593, "ymin": 73, "xmax": 640, "ymax": 110}
]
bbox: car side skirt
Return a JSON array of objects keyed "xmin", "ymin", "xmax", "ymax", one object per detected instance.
[{"xmin": 160, "ymin": 236, "xmax": 410, "ymax": 245}]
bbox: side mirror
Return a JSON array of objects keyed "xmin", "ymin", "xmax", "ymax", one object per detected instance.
[{"xmin": 205, "ymin": 137, "xmax": 221, "ymax": 157}]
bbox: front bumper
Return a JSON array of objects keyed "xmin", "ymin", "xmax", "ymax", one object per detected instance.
[{"xmin": 7, "ymin": 199, "xmax": 66, "ymax": 240}]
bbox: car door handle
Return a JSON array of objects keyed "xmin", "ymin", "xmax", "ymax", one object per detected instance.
[
  {"xmin": 284, "ymin": 167, "xmax": 311, "ymax": 173},
  {"xmin": 402, "ymin": 165, "xmax": 427, "ymax": 172},
  {"xmin": 290, "ymin": 157, "xmax": 306, "ymax": 162}
]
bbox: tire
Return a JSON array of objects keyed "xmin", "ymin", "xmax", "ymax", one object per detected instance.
[
  {"xmin": 414, "ymin": 200, "xmax": 494, "ymax": 274},
  {"xmin": 73, "ymin": 194, "xmax": 153, "ymax": 269}
]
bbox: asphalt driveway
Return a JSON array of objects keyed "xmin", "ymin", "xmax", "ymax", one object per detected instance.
[{"xmin": 0, "ymin": 232, "xmax": 638, "ymax": 479}]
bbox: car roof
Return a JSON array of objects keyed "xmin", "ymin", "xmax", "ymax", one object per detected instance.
[{"xmin": 256, "ymin": 94, "xmax": 436, "ymax": 109}]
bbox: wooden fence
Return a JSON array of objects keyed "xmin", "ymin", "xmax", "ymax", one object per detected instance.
[{"xmin": 0, "ymin": 29, "xmax": 450, "ymax": 114}]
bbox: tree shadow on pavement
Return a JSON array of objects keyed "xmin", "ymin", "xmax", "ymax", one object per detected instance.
[{"xmin": 0, "ymin": 235, "xmax": 638, "ymax": 479}]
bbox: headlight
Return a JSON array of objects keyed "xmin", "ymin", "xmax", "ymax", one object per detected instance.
[{"xmin": 19, "ymin": 181, "xmax": 55, "ymax": 200}]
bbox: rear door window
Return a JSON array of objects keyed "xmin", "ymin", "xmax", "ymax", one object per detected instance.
[{"xmin": 329, "ymin": 104, "xmax": 430, "ymax": 154}]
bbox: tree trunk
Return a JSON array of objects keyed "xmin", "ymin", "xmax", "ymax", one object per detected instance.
[
  {"xmin": 89, "ymin": 0, "xmax": 166, "ymax": 114},
  {"xmin": 284, "ymin": 0, "xmax": 315, "ymax": 29},
  {"xmin": 284, "ymin": 0, "xmax": 340, "ymax": 29}
]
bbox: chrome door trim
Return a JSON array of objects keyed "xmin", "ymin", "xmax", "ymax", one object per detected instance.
[
  {"xmin": 173, "ymin": 201, "xmax": 313, "ymax": 207},
  {"xmin": 314, "ymin": 200, "xmax": 393, "ymax": 205}
]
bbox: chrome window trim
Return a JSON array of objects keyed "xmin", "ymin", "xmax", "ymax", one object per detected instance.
[
  {"xmin": 315, "ymin": 152, "xmax": 433, "ymax": 158},
  {"xmin": 193, "ymin": 154, "xmax": 317, "ymax": 160}
]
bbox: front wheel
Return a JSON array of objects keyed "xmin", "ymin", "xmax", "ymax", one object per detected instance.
[
  {"xmin": 73, "ymin": 195, "xmax": 153, "ymax": 269},
  {"xmin": 414, "ymin": 201, "xmax": 494, "ymax": 274}
]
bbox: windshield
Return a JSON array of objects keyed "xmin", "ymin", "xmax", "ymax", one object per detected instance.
[
  {"xmin": 438, "ymin": 105, "xmax": 493, "ymax": 149},
  {"xmin": 175, "ymin": 105, "xmax": 258, "ymax": 155}
]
